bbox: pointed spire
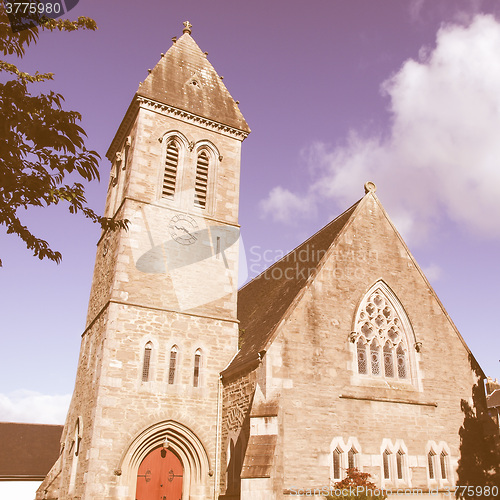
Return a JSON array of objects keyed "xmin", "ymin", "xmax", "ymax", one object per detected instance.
[
  {"xmin": 136, "ymin": 25, "xmax": 250, "ymax": 133},
  {"xmin": 183, "ymin": 20, "xmax": 192, "ymax": 34}
]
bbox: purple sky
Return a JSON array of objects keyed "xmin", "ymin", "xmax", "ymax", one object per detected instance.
[{"xmin": 1, "ymin": 0, "xmax": 499, "ymax": 423}]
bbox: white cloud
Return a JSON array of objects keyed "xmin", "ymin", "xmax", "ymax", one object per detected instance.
[
  {"xmin": 422, "ymin": 263, "xmax": 443, "ymax": 282},
  {"xmin": 259, "ymin": 185, "xmax": 316, "ymax": 224},
  {"xmin": 260, "ymin": 14, "xmax": 500, "ymax": 242},
  {"xmin": 0, "ymin": 390, "xmax": 70, "ymax": 424}
]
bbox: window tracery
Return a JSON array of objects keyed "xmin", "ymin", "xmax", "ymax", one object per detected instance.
[
  {"xmin": 354, "ymin": 285, "xmax": 411, "ymax": 381},
  {"xmin": 357, "ymin": 339, "xmax": 367, "ymax": 374},
  {"xmin": 370, "ymin": 340, "xmax": 381, "ymax": 375},
  {"xmin": 383, "ymin": 341, "xmax": 394, "ymax": 377}
]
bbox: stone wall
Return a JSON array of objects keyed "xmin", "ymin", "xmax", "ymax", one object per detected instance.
[
  {"xmin": 249, "ymin": 193, "xmax": 480, "ymax": 496},
  {"xmin": 43, "ymin": 96, "xmax": 245, "ymax": 498},
  {"xmin": 220, "ymin": 370, "xmax": 256, "ymax": 496}
]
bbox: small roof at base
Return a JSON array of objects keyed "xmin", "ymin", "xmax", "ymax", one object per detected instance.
[{"xmin": 0, "ymin": 422, "xmax": 62, "ymax": 480}]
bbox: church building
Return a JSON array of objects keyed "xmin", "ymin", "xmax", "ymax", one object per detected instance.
[{"xmin": 37, "ymin": 21, "xmax": 490, "ymax": 500}]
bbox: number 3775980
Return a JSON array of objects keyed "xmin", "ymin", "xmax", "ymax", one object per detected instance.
[{"xmin": 4, "ymin": 2, "xmax": 61, "ymax": 14}]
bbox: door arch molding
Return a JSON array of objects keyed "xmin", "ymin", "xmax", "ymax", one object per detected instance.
[{"xmin": 117, "ymin": 420, "xmax": 211, "ymax": 499}]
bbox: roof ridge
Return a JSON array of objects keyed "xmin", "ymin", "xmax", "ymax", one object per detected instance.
[
  {"xmin": 371, "ymin": 194, "xmax": 485, "ymax": 378},
  {"xmin": 239, "ymin": 198, "xmax": 362, "ymax": 292},
  {"xmin": 225, "ymin": 197, "xmax": 364, "ymax": 378},
  {"xmin": 0, "ymin": 421, "xmax": 63, "ymax": 427}
]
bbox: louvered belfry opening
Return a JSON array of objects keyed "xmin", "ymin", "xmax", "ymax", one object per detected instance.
[
  {"xmin": 194, "ymin": 151, "xmax": 209, "ymax": 208},
  {"xmin": 163, "ymin": 140, "xmax": 179, "ymax": 199}
]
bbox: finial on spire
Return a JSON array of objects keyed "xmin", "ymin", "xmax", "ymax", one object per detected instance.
[
  {"xmin": 364, "ymin": 181, "xmax": 377, "ymax": 194},
  {"xmin": 183, "ymin": 21, "xmax": 192, "ymax": 34}
]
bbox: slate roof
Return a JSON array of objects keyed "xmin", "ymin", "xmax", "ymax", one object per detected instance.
[
  {"xmin": 0, "ymin": 422, "xmax": 62, "ymax": 480},
  {"xmin": 137, "ymin": 32, "xmax": 250, "ymax": 133},
  {"xmin": 488, "ymin": 389, "xmax": 500, "ymax": 409},
  {"xmin": 241, "ymin": 434, "xmax": 277, "ymax": 479},
  {"xmin": 223, "ymin": 200, "xmax": 361, "ymax": 378}
]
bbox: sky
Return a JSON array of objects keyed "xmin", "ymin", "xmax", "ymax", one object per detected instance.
[{"xmin": 1, "ymin": 0, "xmax": 499, "ymax": 424}]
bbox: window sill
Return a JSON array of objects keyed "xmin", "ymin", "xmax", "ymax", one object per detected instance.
[{"xmin": 339, "ymin": 393, "xmax": 438, "ymax": 407}]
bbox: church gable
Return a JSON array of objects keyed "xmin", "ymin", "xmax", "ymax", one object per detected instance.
[
  {"xmin": 232, "ymin": 185, "xmax": 481, "ymax": 493},
  {"xmin": 256, "ymin": 186, "xmax": 478, "ymax": 398}
]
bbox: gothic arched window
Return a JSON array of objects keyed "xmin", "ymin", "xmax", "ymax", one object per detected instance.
[
  {"xmin": 330, "ymin": 438, "xmax": 362, "ymax": 482},
  {"xmin": 428, "ymin": 450, "xmax": 436, "ymax": 479},
  {"xmin": 193, "ymin": 348, "xmax": 201, "ymax": 387},
  {"xmin": 347, "ymin": 447, "xmax": 357, "ymax": 470},
  {"xmin": 168, "ymin": 346, "xmax": 178, "ymax": 385},
  {"xmin": 426, "ymin": 442, "xmax": 453, "ymax": 485},
  {"xmin": 396, "ymin": 449, "xmax": 405, "ymax": 480},
  {"xmin": 142, "ymin": 342, "xmax": 153, "ymax": 382},
  {"xmin": 162, "ymin": 140, "xmax": 179, "ymax": 199},
  {"xmin": 354, "ymin": 282, "xmax": 415, "ymax": 382},
  {"xmin": 194, "ymin": 150, "xmax": 209, "ymax": 208},
  {"xmin": 440, "ymin": 451, "xmax": 448, "ymax": 479},
  {"xmin": 332, "ymin": 447, "xmax": 341, "ymax": 480},
  {"xmin": 383, "ymin": 450, "xmax": 391, "ymax": 480}
]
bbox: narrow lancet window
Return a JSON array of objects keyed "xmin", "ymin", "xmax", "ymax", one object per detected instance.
[
  {"xmin": 383, "ymin": 341, "xmax": 394, "ymax": 378},
  {"xmin": 383, "ymin": 450, "xmax": 391, "ymax": 479},
  {"xmin": 370, "ymin": 340, "xmax": 380, "ymax": 375},
  {"xmin": 333, "ymin": 448, "xmax": 341, "ymax": 479},
  {"xmin": 193, "ymin": 349, "xmax": 201, "ymax": 387},
  {"xmin": 428, "ymin": 451, "xmax": 435, "ymax": 479},
  {"xmin": 142, "ymin": 342, "xmax": 153, "ymax": 382},
  {"xmin": 396, "ymin": 450, "xmax": 404, "ymax": 479},
  {"xmin": 163, "ymin": 140, "xmax": 179, "ymax": 199},
  {"xmin": 194, "ymin": 150, "xmax": 209, "ymax": 208},
  {"xmin": 357, "ymin": 340, "xmax": 367, "ymax": 374},
  {"xmin": 440, "ymin": 451, "xmax": 448, "ymax": 479},
  {"xmin": 348, "ymin": 447, "xmax": 356, "ymax": 470},
  {"xmin": 397, "ymin": 344, "xmax": 407, "ymax": 379},
  {"xmin": 168, "ymin": 346, "xmax": 178, "ymax": 385}
]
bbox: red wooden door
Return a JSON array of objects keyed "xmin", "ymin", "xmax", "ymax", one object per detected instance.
[{"xmin": 136, "ymin": 447, "xmax": 183, "ymax": 500}]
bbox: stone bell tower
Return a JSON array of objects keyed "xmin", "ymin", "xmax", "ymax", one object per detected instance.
[{"xmin": 37, "ymin": 21, "xmax": 250, "ymax": 500}]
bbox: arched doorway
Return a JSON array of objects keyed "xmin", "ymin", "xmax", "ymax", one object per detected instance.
[
  {"xmin": 117, "ymin": 419, "xmax": 211, "ymax": 499},
  {"xmin": 136, "ymin": 447, "xmax": 183, "ymax": 500}
]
